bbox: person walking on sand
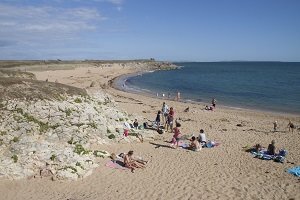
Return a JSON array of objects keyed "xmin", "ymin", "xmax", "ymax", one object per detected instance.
[{"xmin": 171, "ymin": 122, "xmax": 182, "ymax": 148}]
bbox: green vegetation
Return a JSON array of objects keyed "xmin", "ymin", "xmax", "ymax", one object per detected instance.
[
  {"xmin": 65, "ymin": 108, "xmax": 72, "ymax": 117},
  {"xmin": 0, "ymin": 131, "xmax": 7, "ymax": 136},
  {"xmin": 50, "ymin": 124, "xmax": 60, "ymax": 129},
  {"xmin": 13, "ymin": 114, "xmax": 22, "ymax": 122},
  {"xmin": 128, "ymin": 132, "xmax": 138, "ymax": 137},
  {"xmin": 16, "ymin": 108, "xmax": 23, "ymax": 114},
  {"xmin": 93, "ymin": 150, "xmax": 108, "ymax": 158},
  {"xmin": 50, "ymin": 154, "xmax": 56, "ymax": 161},
  {"xmin": 11, "ymin": 154, "xmax": 18, "ymax": 163},
  {"xmin": 61, "ymin": 166, "xmax": 77, "ymax": 174},
  {"xmin": 108, "ymin": 134, "xmax": 115, "ymax": 139},
  {"xmin": 0, "ymin": 139, "xmax": 3, "ymax": 146},
  {"xmin": 75, "ymin": 123, "xmax": 84, "ymax": 128},
  {"xmin": 67, "ymin": 137, "xmax": 76, "ymax": 145},
  {"xmin": 88, "ymin": 122, "xmax": 97, "ymax": 129},
  {"xmin": 12, "ymin": 137, "xmax": 19, "ymax": 143},
  {"xmin": 118, "ymin": 118, "xmax": 124, "ymax": 122},
  {"xmin": 74, "ymin": 144, "xmax": 91, "ymax": 155},
  {"xmin": 107, "ymin": 129, "xmax": 111, "ymax": 134},
  {"xmin": 74, "ymin": 97, "xmax": 82, "ymax": 103},
  {"xmin": 23, "ymin": 112, "xmax": 49, "ymax": 133}
]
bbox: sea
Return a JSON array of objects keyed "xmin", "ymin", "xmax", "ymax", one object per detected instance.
[{"xmin": 123, "ymin": 62, "xmax": 300, "ymax": 114}]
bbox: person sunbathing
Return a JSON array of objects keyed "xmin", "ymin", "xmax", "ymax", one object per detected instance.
[
  {"xmin": 189, "ymin": 136, "xmax": 201, "ymax": 151},
  {"xmin": 123, "ymin": 150, "xmax": 146, "ymax": 173}
]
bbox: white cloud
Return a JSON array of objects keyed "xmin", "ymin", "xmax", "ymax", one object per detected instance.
[
  {"xmin": 0, "ymin": 3, "xmax": 107, "ymax": 57},
  {"xmin": 0, "ymin": 4, "xmax": 105, "ymax": 34}
]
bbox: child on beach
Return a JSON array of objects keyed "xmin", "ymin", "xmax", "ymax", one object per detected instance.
[
  {"xmin": 287, "ymin": 120, "xmax": 295, "ymax": 133},
  {"xmin": 166, "ymin": 107, "xmax": 174, "ymax": 132},
  {"xmin": 133, "ymin": 119, "xmax": 139, "ymax": 129},
  {"xmin": 171, "ymin": 122, "xmax": 182, "ymax": 148}
]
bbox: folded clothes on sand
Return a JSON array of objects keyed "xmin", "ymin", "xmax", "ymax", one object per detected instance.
[{"xmin": 287, "ymin": 166, "xmax": 300, "ymax": 177}]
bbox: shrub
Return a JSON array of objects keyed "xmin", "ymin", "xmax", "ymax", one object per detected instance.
[
  {"xmin": 108, "ymin": 134, "xmax": 115, "ymax": 139},
  {"xmin": 50, "ymin": 154, "xmax": 56, "ymax": 161},
  {"xmin": 11, "ymin": 154, "xmax": 18, "ymax": 163},
  {"xmin": 74, "ymin": 144, "xmax": 91, "ymax": 155},
  {"xmin": 74, "ymin": 98, "xmax": 82, "ymax": 103}
]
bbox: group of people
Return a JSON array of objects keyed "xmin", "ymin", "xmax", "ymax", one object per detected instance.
[
  {"xmin": 205, "ymin": 98, "xmax": 217, "ymax": 111},
  {"xmin": 155, "ymin": 102, "xmax": 175, "ymax": 132},
  {"xmin": 273, "ymin": 120, "xmax": 297, "ymax": 133}
]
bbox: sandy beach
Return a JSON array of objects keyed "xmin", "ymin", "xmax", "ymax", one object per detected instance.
[{"xmin": 0, "ymin": 62, "xmax": 299, "ymax": 200}]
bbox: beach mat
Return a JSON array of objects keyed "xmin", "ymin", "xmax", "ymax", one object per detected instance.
[
  {"xmin": 105, "ymin": 160, "xmax": 127, "ymax": 170},
  {"xmin": 287, "ymin": 166, "xmax": 300, "ymax": 177}
]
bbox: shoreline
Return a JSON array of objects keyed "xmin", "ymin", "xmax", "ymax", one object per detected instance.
[{"xmin": 111, "ymin": 70, "xmax": 300, "ymax": 118}]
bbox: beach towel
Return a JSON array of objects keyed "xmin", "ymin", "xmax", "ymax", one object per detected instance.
[
  {"xmin": 287, "ymin": 166, "xmax": 300, "ymax": 177},
  {"xmin": 251, "ymin": 151, "xmax": 274, "ymax": 160},
  {"xmin": 105, "ymin": 160, "xmax": 127, "ymax": 170}
]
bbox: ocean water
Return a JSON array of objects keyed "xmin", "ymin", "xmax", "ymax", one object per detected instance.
[{"xmin": 125, "ymin": 62, "xmax": 300, "ymax": 114}]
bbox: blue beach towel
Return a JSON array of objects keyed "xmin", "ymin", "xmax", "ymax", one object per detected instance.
[
  {"xmin": 251, "ymin": 151, "xmax": 274, "ymax": 160},
  {"xmin": 287, "ymin": 166, "xmax": 300, "ymax": 177}
]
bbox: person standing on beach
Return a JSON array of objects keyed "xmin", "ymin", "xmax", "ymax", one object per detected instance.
[
  {"xmin": 287, "ymin": 120, "xmax": 295, "ymax": 133},
  {"xmin": 161, "ymin": 102, "xmax": 169, "ymax": 125},
  {"xmin": 273, "ymin": 121, "xmax": 278, "ymax": 132},
  {"xmin": 177, "ymin": 91, "xmax": 181, "ymax": 101},
  {"xmin": 166, "ymin": 107, "xmax": 174, "ymax": 132},
  {"xmin": 212, "ymin": 98, "xmax": 217, "ymax": 108},
  {"xmin": 155, "ymin": 111, "xmax": 161, "ymax": 130}
]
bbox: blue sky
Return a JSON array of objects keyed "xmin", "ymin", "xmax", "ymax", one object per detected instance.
[{"xmin": 0, "ymin": 0, "xmax": 300, "ymax": 61}]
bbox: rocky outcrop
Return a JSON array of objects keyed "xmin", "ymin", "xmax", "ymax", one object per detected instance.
[{"xmin": 0, "ymin": 92, "xmax": 155, "ymax": 180}]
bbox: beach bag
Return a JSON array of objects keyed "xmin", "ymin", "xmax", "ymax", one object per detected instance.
[
  {"xmin": 143, "ymin": 122, "xmax": 148, "ymax": 129},
  {"xmin": 279, "ymin": 149, "xmax": 287, "ymax": 157},
  {"xmin": 274, "ymin": 156, "xmax": 285, "ymax": 163}
]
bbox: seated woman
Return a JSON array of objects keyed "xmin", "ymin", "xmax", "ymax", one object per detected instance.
[
  {"xmin": 267, "ymin": 140, "xmax": 276, "ymax": 155},
  {"xmin": 189, "ymin": 136, "xmax": 201, "ymax": 151},
  {"xmin": 123, "ymin": 150, "xmax": 146, "ymax": 173}
]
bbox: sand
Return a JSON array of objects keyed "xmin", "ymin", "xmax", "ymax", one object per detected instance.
[{"xmin": 0, "ymin": 63, "xmax": 299, "ymax": 200}]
